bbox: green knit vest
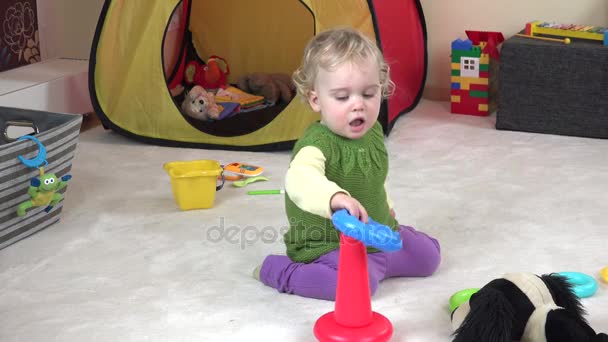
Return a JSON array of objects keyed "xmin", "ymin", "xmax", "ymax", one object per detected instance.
[{"xmin": 284, "ymin": 121, "xmax": 398, "ymax": 263}]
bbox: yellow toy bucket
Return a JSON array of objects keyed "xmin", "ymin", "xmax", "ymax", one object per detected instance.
[{"xmin": 163, "ymin": 160, "xmax": 225, "ymax": 210}]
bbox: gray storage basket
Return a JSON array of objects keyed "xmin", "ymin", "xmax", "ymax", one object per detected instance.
[{"xmin": 0, "ymin": 107, "xmax": 82, "ymax": 250}]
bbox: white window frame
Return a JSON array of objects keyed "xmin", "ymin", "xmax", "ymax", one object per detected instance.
[{"xmin": 460, "ymin": 57, "xmax": 480, "ymax": 78}]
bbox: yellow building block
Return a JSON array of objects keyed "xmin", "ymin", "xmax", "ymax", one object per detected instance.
[
  {"xmin": 480, "ymin": 55, "xmax": 490, "ymax": 64},
  {"xmin": 451, "ymin": 95, "xmax": 461, "ymax": 103},
  {"xmin": 452, "ymin": 76, "xmax": 488, "ymax": 87},
  {"xmin": 478, "ymin": 103, "xmax": 488, "ymax": 111},
  {"xmin": 451, "ymin": 63, "xmax": 460, "ymax": 70},
  {"xmin": 469, "ymin": 77, "xmax": 488, "ymax": 85}
]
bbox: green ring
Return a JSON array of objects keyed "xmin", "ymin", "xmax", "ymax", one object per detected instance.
[{"xmin": 449, "ymin": 288, "xmax": 480, "ymax": 312}]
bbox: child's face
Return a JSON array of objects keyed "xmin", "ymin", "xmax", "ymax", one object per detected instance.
[{"xmin": 307, "ymin": 57, "xmax": 381, "ymax": 139}]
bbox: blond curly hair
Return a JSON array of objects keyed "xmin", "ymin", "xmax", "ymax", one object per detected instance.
[{"xmin": 292, "ymin": 27, "xmax": 394, "ymax": 101}]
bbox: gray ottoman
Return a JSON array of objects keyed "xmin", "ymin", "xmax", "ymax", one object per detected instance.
[{"xmin": 497, "ymin": 36, "xmax": 608, "ymax": 138}]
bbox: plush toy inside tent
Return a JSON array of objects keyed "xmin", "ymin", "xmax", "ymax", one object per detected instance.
[{"xmin": 89, "ymin": 0, "xmax": 428, "ymax": 151}]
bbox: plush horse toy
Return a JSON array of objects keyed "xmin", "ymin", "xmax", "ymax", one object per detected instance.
[{"xmin": 451, "ymin": 273, "xmax": 608, "ymax": 342}]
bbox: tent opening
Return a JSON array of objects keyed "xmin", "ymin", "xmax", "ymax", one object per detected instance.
[{"xmin": 163, "ymin": 0, "xmax": 315, "ymax": 138}]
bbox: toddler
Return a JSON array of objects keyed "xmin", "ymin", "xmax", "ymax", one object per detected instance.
[{"xmin": 254, "ymin": 27, "xmax": 441, "ymax": 300}]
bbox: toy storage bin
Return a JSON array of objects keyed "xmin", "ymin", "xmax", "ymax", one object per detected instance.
[
  {"xmin": 0, "ymin": 107, "xmax": 82, "ymax": 250},
  {"xmin": 164, "ymin": 160, "xmax": 224, "ymax": 210}
]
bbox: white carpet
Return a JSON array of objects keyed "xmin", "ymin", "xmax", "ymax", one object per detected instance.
[{"xmin": 1, "ymin": 100, "xmax": 607, "ymax": 341}]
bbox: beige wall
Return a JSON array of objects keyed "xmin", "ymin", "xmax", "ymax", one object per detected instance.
[
  {"xmin": 37, "ymin": 0, "xmax": 105, "ymax": 60},
  {"xmin": 420, "ymin": 0, "xmax": 608, "ymax": 100},
  {"xmin": 36, "ymin": 0, "xmax": 607, "ymax": 100}
]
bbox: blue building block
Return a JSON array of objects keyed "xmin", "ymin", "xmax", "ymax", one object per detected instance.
[
  {"xmin": 451, "ymin": 38, "xmax": 473, "ymax": 51},
  {"xmin": 451, "ymin": 82, "xmax": 460, "ymax": 90}
]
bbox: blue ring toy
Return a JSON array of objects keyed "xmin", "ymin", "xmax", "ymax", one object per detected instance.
[
  {"xmin": 17, "ymin": 135, "xmax": 47, "ymax": 168},
  {"xmin": 332, "ymin": 209, "xmax": 403, "ymax": 252},
  {"xmin": 557, "ymin": 272, "xmax": 598, "ymax": 298}
]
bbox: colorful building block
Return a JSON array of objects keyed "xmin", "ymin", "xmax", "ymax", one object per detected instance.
[{"xmin": 450, "ymin": 30, "xmax": 504, "ymax": 116}]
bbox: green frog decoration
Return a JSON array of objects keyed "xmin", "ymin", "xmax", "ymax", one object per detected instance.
[{"xmin": 17, "ymin": 169, "xmax": 72, "ymax": 217}]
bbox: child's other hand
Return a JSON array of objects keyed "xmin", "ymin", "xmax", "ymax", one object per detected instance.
[
  {"xmin": 389, "ymin": 208, "xmax": 396, "ymax": 218},
  {"xmin": 330, "ymin": 192, "xmax": 369, "ymax": 223}
]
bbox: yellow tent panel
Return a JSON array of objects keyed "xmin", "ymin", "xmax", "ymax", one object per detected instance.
[{"xmin": 90, "ymin": 0, "xmax": 427, "ymax": 150}]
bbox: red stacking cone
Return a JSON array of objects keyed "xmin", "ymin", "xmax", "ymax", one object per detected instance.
[{"xmin": 314, "ymin": 234, "xmax": 393, "ymax": 342}]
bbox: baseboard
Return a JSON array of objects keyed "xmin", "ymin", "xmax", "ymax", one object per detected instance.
[{"xmin": 422, "ymin": 85, "xmax": 450, "ymax": 102}]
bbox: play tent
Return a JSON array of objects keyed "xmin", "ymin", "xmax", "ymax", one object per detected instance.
[{"xmin": 89, "ymin": 0, "xmax": 428, "ymax": 151}]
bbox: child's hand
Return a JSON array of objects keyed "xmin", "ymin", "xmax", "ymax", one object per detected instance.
[{"xmin": 330, "ymin": 192, "xmax": 369, "ymax": 223}]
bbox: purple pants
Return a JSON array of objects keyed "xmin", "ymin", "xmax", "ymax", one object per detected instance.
[{"xmin": 259, "ymin": 225, "xmax": 441, "ymax": 301}]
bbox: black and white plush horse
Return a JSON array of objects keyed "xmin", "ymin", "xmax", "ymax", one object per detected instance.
[{"xmin": 451, "ymin": 273, "xmax": 607, "ymax": 342}]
